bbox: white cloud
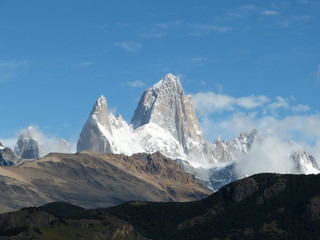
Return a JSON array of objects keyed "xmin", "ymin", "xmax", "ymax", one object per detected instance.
[
  {"xmin": 267, "ymin": 96, "xmax": 290, "ymax": 111},
  {"xmin": 261, "ymin": 10, "xmax": 280, "ymax": 16},
  {"xmin": 114, "ymin": 42, "xmax": 142, "ymax": 52},
  {"xmin": 237, "ymin": 95, "xmax": 270, "ymax": 109},
  {"xmin": 292, "ymin": 104, "xmax": 310, "ymax": 112},
  {"xmin": 192, "ymin": 92, "xmax": 235, "ymax": 116},
  {"xmin": 235, "ymin": 136, "xmax": 294, "ymax": 177},
  {"xmin": 191, "ymin": 91, "xmax": 270, "ymax": 116},
  {"xmin": 126, "ymin": 80, "xmax": 145, "ymax": 88},
  {"xmin": 0, "ymin": 60, "xmax": 29, "ymax": 82}
]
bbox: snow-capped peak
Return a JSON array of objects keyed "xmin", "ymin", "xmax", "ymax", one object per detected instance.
[
  {"xmin": 90, "ymin": 95, "xmax": 111, "ymax": 128},
  {"xmin": 153, "ymin": 73, "xmax": 183, "ymax": 93},
  {"xmin": 78, "ymin": 74, "xmax": 210, "ymax": 162}
]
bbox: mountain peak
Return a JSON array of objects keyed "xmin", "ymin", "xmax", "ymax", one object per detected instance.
[
  {"xmin": 90, "ymin": 95, "xmax": 110, "ymax": 127},
  {"xmin": 77, "ymin": 95, "xmax": 114, "ymax": 154},
  {"xmin": 152, "ymin": 73, "xmax": 183, "ymax": 95},
  {"xmin": 131, "ymin": 73, "xmax": 209, "ymax": 159},
  {"xmin": 14, "ymin": 126, "xmax": 44, "ymax": 159}
]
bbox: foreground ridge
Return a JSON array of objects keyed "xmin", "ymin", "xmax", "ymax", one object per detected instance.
[{"xmin": 2, "ymin": 173, "xmax": 320, "ymax": 239}]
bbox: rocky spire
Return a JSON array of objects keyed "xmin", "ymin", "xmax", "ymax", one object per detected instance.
[
  {"xmin": 77, "ymin": 95, "xmax": 114, "ymax": 153},
  {"xmin": 14, "ymin": 126, "xmax": 44, "ymax": 159},
  {"xmin": 131, "ymin": 73, "xmax": 209, "ymax": 158},
  {"xmin": 0, "ymin": 143, "xmax": 19, "ymax": 166}
]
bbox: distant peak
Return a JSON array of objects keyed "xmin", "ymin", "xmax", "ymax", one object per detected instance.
[
  {"xmin": 90, "ymin": 95, "xmax": 110, "ymax": 127},
  {"xmin": 96, "ymin": 95, "xmax": 107, "ymax": 106},
  {"xmin": 153, "ymin": 73, "xmax": 183, "ymax": 93}
]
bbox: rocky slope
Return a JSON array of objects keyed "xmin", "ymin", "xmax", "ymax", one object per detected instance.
[
  {"xmin": 3, "ymin": 173, "xmax": 320, "ymax": 240},
  {"xmin": 0, "ymin": 143, "xmax": 19, "ymax": 166},
  {"xmin": 0, "ymin": 151, "xmax": 211, "ymax": 214}
]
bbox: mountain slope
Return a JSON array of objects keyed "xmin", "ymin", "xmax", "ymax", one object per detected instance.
[
  {"xmin": 0, "ymin": 151, "xmax": 211, "ymax": 214},
  {"xmin": 2, "ymin": 173, "xmax": 320, "ymax": 240},
  {"xmin": 0, "ymin": 143, "xmax": 19, "ymax": 166}
]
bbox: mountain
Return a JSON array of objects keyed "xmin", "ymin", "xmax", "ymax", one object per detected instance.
[
  {"xmin": 14, "ymin": 126, "xmax": 44, "ymax": 160},
  {"xmin": 76, "ymin": 74, "xmax": 320, "ymax": 191},
  {"xmin": 77, "ymin": 74, "xmax": 209, "ymax": 161},
  {"xmin": 2, "ymin": 173, "xmax": 320, "ymax": 240},
  {"xmin": 0, "ymin": 151, "xmax": 211, "ymax": 214},
  {"xmin": 0, "ymin": 143, "xmax": 19, "ymax": 166}
]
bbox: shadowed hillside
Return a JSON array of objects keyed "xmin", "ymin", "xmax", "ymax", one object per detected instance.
[{"xmin": 1, "ymin": 173, "xmax": 320, "ymax": 239}]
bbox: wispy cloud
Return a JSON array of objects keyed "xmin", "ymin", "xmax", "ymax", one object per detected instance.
[
  {"xmin": 264, "ymin": 96, "xmax": 310, "ymax": 115},
  {"xmin": 80, "ymin": 61, "xmax": 93, "ymax": 66},
  {"xmin": 261, "ymin": 10, "xmax": 280, "ymax": 16},
  {"xmin": 225, "ymin": 4, "xmax": 258, "ymax": 18},
  {"xmin": 114, "ymin": 41, "xmax": 142, "ymax": 52},
  {"xmin": 280, "ymin": 15, "xmax": 312, "ymax": 27},
  {"xmin": 155, "ymin": 21, "xmax": 182, "ymax": 29},
  {"xmin": 126, "ymin": 80, "xmax": 145, "ymax": 88},
  {"xmin": 190, "ymin": 24, "xmax": 230, "ymax": 36},
  {"xmin": 140, "ymin": 32, "xmax": 168, "ymax": 38},
  {"xmin": 0, "ymin": 60, "xmax": 29, "ymax": 82}
]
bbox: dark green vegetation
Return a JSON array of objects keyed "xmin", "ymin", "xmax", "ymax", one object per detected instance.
[{"xmin": 1, "ymin": 173, "xmax": 320, "ymax": 239}]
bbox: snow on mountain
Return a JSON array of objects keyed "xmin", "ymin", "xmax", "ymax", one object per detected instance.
[
  {"xmin": 77, "ymin": 74, "xmax": 208, "ymax": 160},
  {"xmin": 14, "ymin": 126, "xmax": 45, "ymax": 159},
  {"xmin": 290, "ymin": 141, "xmax": 319, "ymax": 174},
  {"xmin": 76, "ymin": 73, "xmax": 320, "ymax": 191},
  {"xmin": 131, "ymin": 73, "xmax": 210, "ymax": 160},
  {"xmin": 0, "ymin": 142, "xmax": 19, "ymax": 166}
]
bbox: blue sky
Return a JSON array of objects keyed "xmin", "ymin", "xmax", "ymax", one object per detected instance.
[{"xmin": 0, "ymin": 0, "xmax": 320, "ymax": 153}]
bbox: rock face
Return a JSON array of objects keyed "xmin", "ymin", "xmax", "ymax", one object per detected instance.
[
  {"xmin": 132, "ymin": 74, "xmax": 209, "ymax": 159},
  {"xmin": 209, "ymin": 129, "xmax": 262, "ymax": 163},
  {"xmin": 0, "ymin": 143, "xmax": 19, "ymax": 166},
  {"xmin": 14, "ymin": 126, "xmax": 44, "ymax": 159},
  {"xmin": 77, "ymin": 96, "xmax": 114, "ymax": 154}
]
